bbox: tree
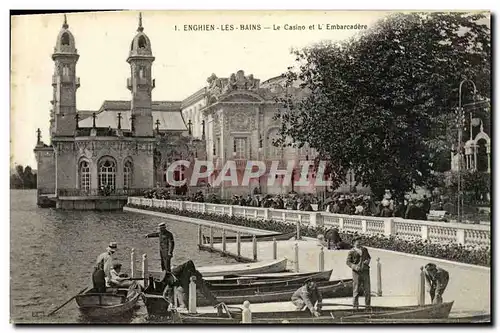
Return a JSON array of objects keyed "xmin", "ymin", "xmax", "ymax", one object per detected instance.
[
  {"xmin": 276, "ymin": 12, "xmax": 490, "ymax": 201},
  {"xmin": 10, "ymin": 165, "xmax": 37, "ymax": 189}
]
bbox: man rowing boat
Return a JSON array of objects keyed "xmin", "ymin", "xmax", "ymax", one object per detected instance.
[
  {"xmin": 291, "ymin": 278, "xmax": 322, "ymax": 317},
  {"xmin": 108, "ymin": 263, "xmax": 133, "ymax": 288}
]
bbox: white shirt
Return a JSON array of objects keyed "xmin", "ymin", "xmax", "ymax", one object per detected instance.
[{"xmin": 96, "ymin": 251, "xmax": 113, "ymax": 284}]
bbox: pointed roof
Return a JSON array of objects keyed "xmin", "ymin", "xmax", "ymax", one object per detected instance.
[
  {"xmin": 53, "ymin": 14, "xmax": 78, "ymax": 57},
  {"xmin": 128, "ymin": 12, "xmax": 153, "ymax": 60}
]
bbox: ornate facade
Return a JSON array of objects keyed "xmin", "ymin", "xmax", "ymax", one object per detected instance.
[{"xmin": 34, "ymin": 14, "xmax": 334, "ymax": 209}]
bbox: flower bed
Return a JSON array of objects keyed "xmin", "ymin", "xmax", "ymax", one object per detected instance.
[{"xmin": 127, "ymin": 203, "xmax": 490, "ymax": 267}]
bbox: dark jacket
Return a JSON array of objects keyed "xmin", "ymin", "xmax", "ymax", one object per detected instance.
[
  {"xmin": 424, "ymin": 268, "xmax": 449, "ymax": 290},
  {"xmin": 346, "ymin": 247, "xmax": 371, "ymax": 273},
  {"xmin": 147, "ymin": 229, "xmax": 175, "ymax": 256}
]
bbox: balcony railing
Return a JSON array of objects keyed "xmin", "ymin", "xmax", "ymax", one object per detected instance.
[
  {"xmin": 57, "ymin": 188, "xmax": 150, "ymax": 197},
  {"xmin": 127, "ymin": 197, "xmax": 491, "ymax": 247},
  {"xmin": 75, "ymin": 127, "xmax": 133, "ymax": 137}
]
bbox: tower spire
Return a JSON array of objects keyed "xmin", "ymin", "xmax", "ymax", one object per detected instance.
[
  {"xmin": 137, "ymin": 12, "xmax": 144, "ymax": 32},
  {"xmin": 62, "ymin": 14, "xmax": 69, "ymax": 29}
]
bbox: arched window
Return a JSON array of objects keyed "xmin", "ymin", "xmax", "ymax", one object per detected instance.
[
  {"xmin": 61, "ymin": 32, "xmax": 70, "ymax": 45},
  {"xmin": 62, "ymin": 65, "xmax": 69, "ymax": 77},
  {"xmin": 138, "ymin": 35, "xmax": 147, "ymax": 49},
  {"xmin": 98, "ymin": 157, "xmax": 116, "ymax": 190},
  {"xmin": 79, "ymin": 160, "xmax": 91, "ymax": 191},
  {"xmin": 124, "ymin": 160, "xmax": 133, "ymax": 189},
  {"xmin": 139, "ymin": 67, "xmax": 145, "ymax": 79}
]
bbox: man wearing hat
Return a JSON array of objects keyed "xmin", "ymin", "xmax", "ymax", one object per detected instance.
[
  {"xmin": 93, "ymin": 242, "xmax": 117, "ymax": 292},
  {"xmin": 108, "ymin": 263, "xmax": 133, "ymax": 288},
  {"xmin": 424, "ymin": 263, "xmax": 449, "ymax": 304},
  {"xmin": 291, "ymin": 278, "xmax": 322, "ymax": 317},
  {"xmin": 346, "ymin": 237, "xmax": 371, "ymax": 309},
  {"xmin": 146, "ymin": 222, "xmax": 175, "ymax": 272}
]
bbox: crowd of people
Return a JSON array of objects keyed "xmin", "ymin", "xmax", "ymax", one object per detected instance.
[{"xmin": 144, "ymin": 187, "xmax": 447, "ymax": 221}]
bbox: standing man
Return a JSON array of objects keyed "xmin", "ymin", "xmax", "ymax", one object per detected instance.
[
  {"xmin": 93, "ymin": 242, "xmax": 117, "ymax": 292},
  {"xmin": 424, "ymin": 263, "xmax": 449, "ymax": 304},
  {"xmin": 146, "ymin": 222, "xmax": 175, "ymax": 272},
  {"xmin": 291, "ymin": 279, "xmax": 322, "ymax": 317},
  {"xmin": 346, "ymin": 237, "xmax": 371, "ymax": 309}
]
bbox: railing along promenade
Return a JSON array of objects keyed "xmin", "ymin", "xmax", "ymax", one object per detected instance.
[{"xmin": 127, "ymin": 197, "xmax": 490, "ymax": 247}]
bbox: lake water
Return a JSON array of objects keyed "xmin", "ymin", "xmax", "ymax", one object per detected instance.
[{"xmin": 10, "ymin": 190, "xmax": 235, "ymax": 323}]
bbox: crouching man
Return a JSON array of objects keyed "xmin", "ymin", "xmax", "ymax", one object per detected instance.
[
  {"xmin": 160, "ymin": 260, "xmax": 219, "ymax": 310},
  {"xmin": 424, "ymin": 263, "xmax": 449, "ymax": 304},
  {"xmin": 291, "ymin": 279, "xmax": 322, "ymax": 317}
]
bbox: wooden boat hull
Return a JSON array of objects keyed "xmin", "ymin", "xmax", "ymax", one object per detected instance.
[
  {"xmin": 145, "ymin": 259, "xmax": 288, "ymax": 280},
  {"xmin": 177, "ymin": 302, "xmax": 455, "ymax": 324},
  {"xmin": 209, "ymin": 270, "xmax": 333, "ymax": 285},
  {"xmin": 75, "ymin": 282, "xmax": 141, "ymax": 319},
  {"xmin": 206, "ymin": 270, "xmax": 333, "ymax": 290},
  {"xmin": 203, "ymin": 232, "xmax": 295, "ymax": 244},
  {"xmin": 209, "ymin": 279, "xmax": 350, "ymax": 296},
  {"xmin": 198, "ymin": 279, "xmax": 352, "ymax": 306},
  {"xmin": 142, "ymin": 279, "xmax": 353, "ymax": 315},
  {"xmin": 342, "ymin": 301, "xmax": 454, "ymax": 321}
]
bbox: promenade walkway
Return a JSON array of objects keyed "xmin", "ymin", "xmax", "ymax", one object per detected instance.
[
  {"xmin": 126, "ymin": 207, "xmax": 490, "ymax": 317},
  {"xmin": 207, "ymin": 238, "xmax": 490, "ymax": 315}
]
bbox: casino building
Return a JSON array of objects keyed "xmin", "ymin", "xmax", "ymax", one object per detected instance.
[{"xmin": 34, "ymin": 14, "xmax": 357, "ymax": 210}]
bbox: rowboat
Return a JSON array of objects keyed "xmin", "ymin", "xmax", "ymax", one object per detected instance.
[
  {"xmin": 207, "ymin": 270, "xmax": 332, "ymax": 283},
  {"xmin": 342, "ymin": 301, "xmax": 455, "ymax": 321},
  {"xmin": 74, "ymin": 282, "xmax": 142, "ymax": 319},
  {"xmin": 175, "ymin": 302, "xmax": 455, "ymax": 324},
  {"xmin": 206, "ymin": 270, "xmax": 333, "ymax": 290},
  {"xmin": 144, "ymin": 259, "xmax": 288, "ymax": 280},
  {"xmin": 208, "ymin": 279, "xmax": 349, "ymax": 296},
  {"xmin": 197, "ymin": 279, "xmax": 353, "ymax": 306},
  {"xmin": 203, "ymin": 231, "xmax": 295, "ymax": 244},
  {"xmin": 142, "ymin": 279, "xmax": 353, "ymax": 315}
]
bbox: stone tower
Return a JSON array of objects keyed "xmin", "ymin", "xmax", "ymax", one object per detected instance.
[
  {"xmin": 51, "ymin": 14, "xmax": 80, "ymax": 137},
  {"xmin": 127, "ymin": 13, "xmax": 155, "ymax": 137}
]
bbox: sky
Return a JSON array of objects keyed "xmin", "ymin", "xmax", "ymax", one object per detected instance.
[{"xmin": 11, "ymin": 10, "xmax": 392, "ymax": 168}]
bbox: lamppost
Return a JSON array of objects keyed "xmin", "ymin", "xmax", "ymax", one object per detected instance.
[
  {"xmin": 258, "ymin": 134, "xmax": 263, "ymax": 193},
  {"xmin": 457, "ymin": 79, "xmax": 477, "ymax": 223}
]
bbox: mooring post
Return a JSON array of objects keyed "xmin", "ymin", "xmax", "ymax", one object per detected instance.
[
  {"xmin": 272, "ymin": 237, "xmax": 277, "ymax": 260},
  {"xmin": 130, "ymin": 248, "xmax": 136, "ymax": 278},
  {"xmin": 209, "ymin": 226, "xmax": 214, "ymax": 249},
  {"xmin": 252, "ymin": 234, "xmax": 257, "ymax": 261},
  {"xmin": 294, "ymin": 243, "xmax": 299, "ymax": 272},
  {"xmin": 142, "ymin": 254, "xmax": 148, "ymax": 289},
  {"xmin": 188, "ymin": 276, "xmax": 197, "ymax": 314},
  {"xmin": 318, "ymin": 246, "xmax": 324, "ymax": 271},
  {"xmin": 296, "ymin": 215, "xmax": 302, "ymax": 240},
  {"xmin": 376, "ymin": 258, "xmax": 382, "ymax": 296},
  {"xmin": 236, "ymin": 232, "xmax": 241, "ymax": 258},
  {"xmin": 418, "ymin": 266, "xmax": 426, "ymax": 306},
  {"xmin": 242, "ymin": 300, "xmax": 252, "ymax": 324},
  {"xmin": 222, "ymin": 228, "xmax": 227, "ymax": 254},
  {"xmin": 197, "ymin": 224, "xmax": 202, "ymax": 246}
]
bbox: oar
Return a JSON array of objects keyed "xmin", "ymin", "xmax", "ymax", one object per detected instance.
[{"xmin": 47, "ymin": 286, "xmax": 89, "ymax": 316}]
